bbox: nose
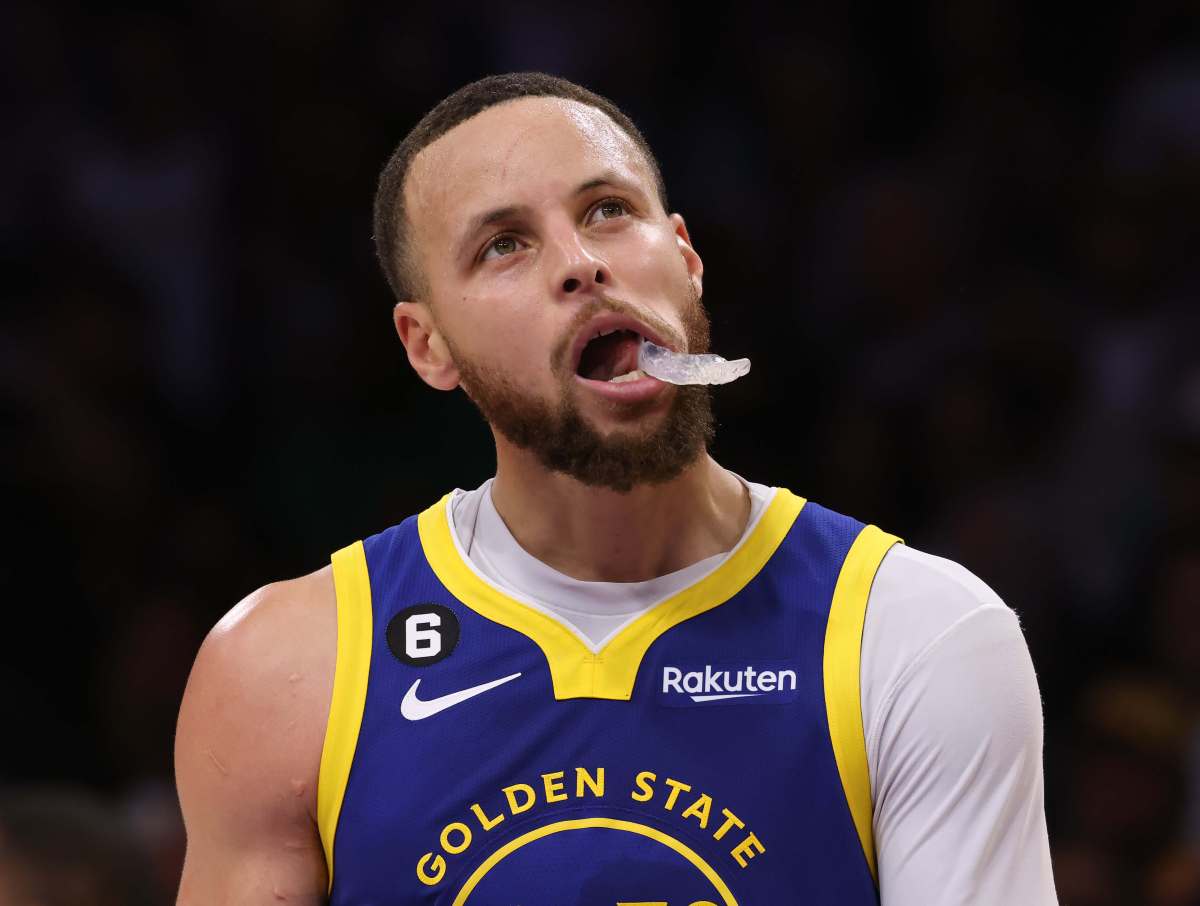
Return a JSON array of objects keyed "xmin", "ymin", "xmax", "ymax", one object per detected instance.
[
  {"xmin": 562, "ymin": 270, "xmax": 606, "ymax": 294},
  {"xmin": 550, "ymin": 228, "xmax": 612, "ymax": 298}
]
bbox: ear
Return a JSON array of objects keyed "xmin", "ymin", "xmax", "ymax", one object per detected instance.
[
  {"xmin": 393, "ymin": 301, "xmax": 460, "ymax": 391},
  {"xmin": 669, "ymin": 213, "xmax": 704, "ymax": 300}
]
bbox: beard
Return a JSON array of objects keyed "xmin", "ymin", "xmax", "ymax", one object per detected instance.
[{"xmin": 449, "ymin": 284, "xmax": 715, "ymax": 493}]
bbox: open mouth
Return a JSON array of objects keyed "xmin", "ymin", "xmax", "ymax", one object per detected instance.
[{"xmin": 575, "ymin": 328, "xmax": 645, "ymax": 383}]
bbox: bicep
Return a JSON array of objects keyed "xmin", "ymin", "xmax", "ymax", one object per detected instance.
[
  {"xmin": 174, "ymin": 586, "xmax": 333, "ymax": 904},
  {"xmin": 175, "ymin": 737, "xmax": 327, "ymax": 906},
  {"xmin": 870, "ymin": 606, "xmax": 1057, "ymax": 906},
  {"xmin": 176, "ymin": 844, "xmax": 327, "ymax": 906}
]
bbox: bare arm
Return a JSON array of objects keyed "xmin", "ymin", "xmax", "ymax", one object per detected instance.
[{"xmin": 174, "ymin": 569, "xmax": 337, "ymax": 905}]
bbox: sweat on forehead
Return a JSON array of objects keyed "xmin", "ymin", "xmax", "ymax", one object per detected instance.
[{"xmin": 404, "ymin": 97, "xmax": 657, "ymax": 250}]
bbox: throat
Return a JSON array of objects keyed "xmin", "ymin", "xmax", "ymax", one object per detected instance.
[{"xmin": 486, "ymin": 461, "xmax": 752, "ymax": 582}]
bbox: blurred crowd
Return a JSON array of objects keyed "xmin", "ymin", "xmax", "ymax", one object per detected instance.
[{"xmin": 2, "ymin": 2, "xmax": 1198, "ymax": 903}]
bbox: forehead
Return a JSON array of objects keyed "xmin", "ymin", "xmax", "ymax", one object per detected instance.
[{"xmin": 405, "ymin": 97, "xmax": 654, "ymax": 252}]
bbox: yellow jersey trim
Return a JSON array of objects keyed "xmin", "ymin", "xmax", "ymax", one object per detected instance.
[
  {"xmin": 823, "ymin": 524, "xmax": 901, "ymax": 885},
  {"xmin": 317, "ymin": 541, "xmax": 374, "ymax": 893},
  {"xmin": 452, "ymin": 817, "xmax": 736, "ymax": 905},
  {"xmin": 417, "ymin": 488, "xmax": 806, "ymax": 700}
]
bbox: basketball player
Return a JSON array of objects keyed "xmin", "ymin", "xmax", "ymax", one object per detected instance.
[{"xmin": 175, "ymin": 73, "xmax": 1058, "ymax": 904}]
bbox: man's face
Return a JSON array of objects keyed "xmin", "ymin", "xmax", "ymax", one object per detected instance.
[{"xmin": 401, "ymin": 96, "xmax": 712, "ymax": 491}]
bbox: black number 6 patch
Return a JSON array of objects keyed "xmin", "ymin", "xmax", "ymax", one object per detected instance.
[{"xmin": 386, "ymin": 604, "xmax": 460, "ymax": 667}]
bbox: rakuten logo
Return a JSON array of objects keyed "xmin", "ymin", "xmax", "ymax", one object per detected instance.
[{"xmin": 660, "ymin": 664, "xmax": 799, "ymax": 703}]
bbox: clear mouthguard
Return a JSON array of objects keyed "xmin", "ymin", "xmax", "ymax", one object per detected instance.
[{"xmin": 637, "ymin": 339, "xmax": 751, "ymax": 386}]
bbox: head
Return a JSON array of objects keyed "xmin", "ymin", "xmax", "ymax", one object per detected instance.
[{"xmin": 374, "ymin": 73, "xmax": 713, "ymax": 492}]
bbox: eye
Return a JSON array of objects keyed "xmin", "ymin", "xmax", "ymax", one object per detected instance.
[
  {"xmin": 587, "ymin": 197, "xmax": 630, "ymax": 225},
  {"xmin": 481, "ymin": 234, "xmax": 523, "ymax": 262}
]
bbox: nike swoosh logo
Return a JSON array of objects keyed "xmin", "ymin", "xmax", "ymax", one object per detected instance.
[{"xmin": 400, "ymin": 672, "xmax": 522, "ymax": 721}]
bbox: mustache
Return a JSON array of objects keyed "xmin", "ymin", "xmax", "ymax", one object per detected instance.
[{"xmin": 551, "ymin": 296, "xmax": 686, "ymax": 374}]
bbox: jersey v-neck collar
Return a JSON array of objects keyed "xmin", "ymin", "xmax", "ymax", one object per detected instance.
[
  {"xmin": 416, "ymin": 487, "xmax": 807, "ymax": 700},
  {"xmin": 470, "ymin": 479, "xmax": 733, "ymax": 624}
]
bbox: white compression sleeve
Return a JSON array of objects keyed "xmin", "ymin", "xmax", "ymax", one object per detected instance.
[{"xmin": 862, "ymin": 546, "xmax": 1058, "ymax": 905}]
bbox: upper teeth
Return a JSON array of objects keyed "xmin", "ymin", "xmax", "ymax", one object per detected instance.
[{"xmin": 595, "ymin": 327, "xmax": 620, "ymax": 339}]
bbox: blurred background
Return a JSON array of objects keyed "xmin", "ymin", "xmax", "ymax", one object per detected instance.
[{"xmin": 2, "ymin": 1, "xmax": 1198, "ymax": 903}]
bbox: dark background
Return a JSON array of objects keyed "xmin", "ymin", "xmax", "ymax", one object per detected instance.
[{"xmin": 3, "ymin": 2, "xmax": 1198, "ymax": 904}]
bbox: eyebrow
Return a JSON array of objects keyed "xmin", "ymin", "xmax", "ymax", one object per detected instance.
[{"xmin": 455, "ymin": 172, "xmax": 642, "ymax": 262}]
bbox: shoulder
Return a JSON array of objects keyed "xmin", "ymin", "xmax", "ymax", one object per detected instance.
[
  {"xmin": 206, "ymin": 566, "xmax": 338, "ymax": 676},
  {"xmin": 868, "ymin": 542, "xmax": 1011, "ymax": 636},
  {"xmin": 860, "ymin": 548, "xmax": 1055, "ymax": 900},
  {"xmin": 196, "ymin": 566, "xmax": 338, "ymax": 736},
  {"xmin": 861, "ymin": 542, "xmax": 1041, "ymax": 760},
  {"xmin": 174, "ymin": 568, "xmax": 337, "ymax": 899},
  {"xmin": 859, "ymin": 544, "xmax": 1036, "ymax": 744},
  {"xmin": 175, "ymin": 566, "xmax": 337, "ymax": 829}
]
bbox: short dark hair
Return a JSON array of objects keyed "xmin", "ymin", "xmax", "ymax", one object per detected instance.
[{"xmin": 372, "ymin": 72, "xmax": 669, "ymax": 303}]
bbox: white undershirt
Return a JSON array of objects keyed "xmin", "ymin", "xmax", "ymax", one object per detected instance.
[{"xmin": 449, "ymin": 478, "xmax": 1058, "ymax": 906}]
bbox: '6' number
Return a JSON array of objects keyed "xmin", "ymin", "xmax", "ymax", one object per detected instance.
[
  {"xmin": 386, "ymin": 604, "xmax": 461, "ymax": 667},
  {"xmin": 406, "ymin": 612, "xmax": 441, "ymax": 659}
]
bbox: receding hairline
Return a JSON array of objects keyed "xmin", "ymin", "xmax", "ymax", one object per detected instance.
[
  {"xmin": 402, "ymin": 95, "xmax": 664, "ymax": 256},
  {"xmin": 373, "ymin": 74, "xmax": 670, "ymax": 305}
]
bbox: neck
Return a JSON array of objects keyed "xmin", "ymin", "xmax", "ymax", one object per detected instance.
[{"xmin": 488, "ymin": 441, "xmax": 750, "ymax": 582}]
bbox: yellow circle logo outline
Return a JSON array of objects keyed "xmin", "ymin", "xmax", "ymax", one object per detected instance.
[{"xmin": 452, "ymin": 817, "xmax": 737, "ymax": 906}]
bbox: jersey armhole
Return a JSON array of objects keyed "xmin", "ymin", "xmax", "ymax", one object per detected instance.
[
  {"xmin": 317, "ymin": 541, "xmax": 374, "ymax": 894},
  {"xmin": 823, "ymin": 525, "xmax": 901, "ymax": 886}
]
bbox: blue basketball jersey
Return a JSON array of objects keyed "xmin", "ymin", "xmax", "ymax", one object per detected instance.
[{"xmin": 316, "ymin": 488, "xmax": 900, "ymax": 905}]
